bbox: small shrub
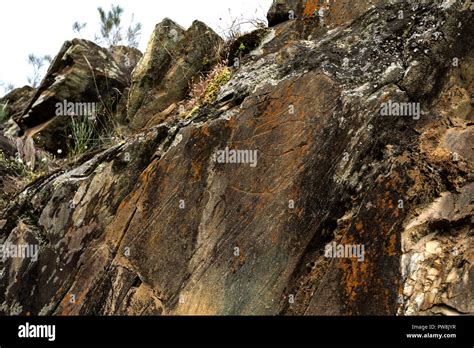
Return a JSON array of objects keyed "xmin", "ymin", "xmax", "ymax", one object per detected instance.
[
  {"xmin": 181, "ymin": 63, "xmax": 231, "ymax": 119},
  {"xmin": 65, "ymin": 101, "xmax": 122, "ymax": 159},
  {"xmin": 202, "ymin": 66, "xmax": 232, "ymax": 104},
  {"xmin": 217, "ymin": 8, "xmax": 267, "ymax": 41},
  {"xmin": 0, "ymin": 150, "xmax": 35, "ymax": 178},
  {"xmin": 64, "ymin": 55, "xmax": 124, "ymax": 159},
  {"xmin": 67, "ymin": 115, "xmax": 97, "ymax": 157}
]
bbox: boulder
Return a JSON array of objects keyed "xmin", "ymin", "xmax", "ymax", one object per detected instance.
[
  {"xmin": 16, "ymin": 39, "xmax": 140, "ymax": 155},
  {"xmin": 226, "ymin": 28, "xmax": 270, "ymax": 66},
  {"xmin": 127, "ymin": 19, "xmax": 223, "ymax": 130},
  {"xmin": 0, "ymin": 86, "xmax": 35, "ymax": 121},
  {"xmin": 108, "ymin": 46, "xmax": 143, "ymax": 124},
  {"xmin": 109, "ymin": 45, "xmax": 143, "ymax": 83},
  {"xmin": 0, "ymin": 135, "xmax": 16, "ymax": 158},
  {"xmin": 267, "ymin": 0, "xmax": 306, "ymax": 27}
]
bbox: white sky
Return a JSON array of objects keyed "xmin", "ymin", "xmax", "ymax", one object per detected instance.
[{"xmin": 0, "ymin": 0, "xmax": 272, "ymax": 93}]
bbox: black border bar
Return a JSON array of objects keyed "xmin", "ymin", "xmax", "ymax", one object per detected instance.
[{"xmin": 0, "ymin": 315, "xmax": 472, "ymax": 346}]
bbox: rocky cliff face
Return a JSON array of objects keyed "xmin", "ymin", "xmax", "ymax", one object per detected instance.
[
  {"xmin": 14, "ymin": 39, "xmax": 142, "ymax": 154},
  {"xmin": 127, "ymin": 19, "xmax": 223, "ymax": 130},
  {"xmin": 0, "ymin": 0, "xmax": 472, "ymax": 316}
]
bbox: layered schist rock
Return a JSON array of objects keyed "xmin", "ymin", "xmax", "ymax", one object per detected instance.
[
  {"xmin": 267, "ymin": 0, "xmax": 383, "ymax": 27},
  {"xmin": 267, "ymin": 0, "xmax": 308, "ymax": 26},
  {"xmin": 0, "ymin": 86, "xmax": 35, "ymax": 121},
  {"xmin": 0, "ymin": 86, "xmax": 35, "ymax": 157},
  {"xmin": 126, "ymin": 19, "xmax": 223, "ymax": 130},
  {"xmin": 0, "ymin": 0, "xmax": 472, "ymax": 316},
  {"xmin": 14, "ymin": 39, "xmax": 141, "ymax": 154}
]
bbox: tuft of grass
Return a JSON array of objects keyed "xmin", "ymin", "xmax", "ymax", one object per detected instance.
[
  {"xmin": 202, "ymin": 66, "xmax": 232, "ymax": 105},
  {"xmin": 65, "ymin": 102, "xmax": 123, "ymax": 159},
  {"xmin": 0, "ymin": 150, "xmax": 36, "ymax": 179},
  {"xmin": 67, "ymin": 114, "xmax": 97, "ymax": 158},
  {"xmin": 68, "ymin": 53, "xmax": 123, "ymax": 159},
  {"xmin": 180, "ymin": 63, "xmax": 231, "ymax": 119},
  {"xmin": 0, "ymin": 102, "xmax": 9, "ymax": 123}
]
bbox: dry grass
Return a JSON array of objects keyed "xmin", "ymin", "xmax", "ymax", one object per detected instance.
[{"xmin": 180, "ymin": 62, "xmax": 232, "ymax": 119}]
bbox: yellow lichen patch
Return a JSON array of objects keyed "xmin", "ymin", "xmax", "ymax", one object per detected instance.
[
  {"xmin": 181, "ymin": 63, "xmax": 231, "ymax": 119},
  {"xmin": 202, "ymin": 67, "xmax": 231, "ymax": 105}
]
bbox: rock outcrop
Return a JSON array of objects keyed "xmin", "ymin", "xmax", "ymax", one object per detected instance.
[
  {"xmin": 0, "ymin": 0, "xmax": 472, "ymax": 316},
  {"xmin": 267, "ymin": 0, "xmax": 388, "ymax": 28},
  {"xmin": 0, "ymin": 86, "xmax": 35, "ymax": 121},
  {"xmin": 401, "ymin": 184, "xmax": 473, "ymax": 315},
  {"xmin": 15, "ymin": 39, "xmax": 141, "ymax": 154},
  {"xmin": 126, "ymin": 19, "xmax": 223, "ymax": 130},
  {"xmin": 267, "ymin": 0, "xmax": 307, "ymax": 26}
]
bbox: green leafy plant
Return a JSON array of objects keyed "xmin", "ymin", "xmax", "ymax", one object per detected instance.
[
  {"xmin": 73, "ymin": 5, "xmax": 142, "ymax": 48},
  {"xmin": 67, "ymin": 114, "xmax": 97, "ymax": 157},
  {"xmin": 98, "ymin": 5, "xmax": 124, "ymax": 46}
]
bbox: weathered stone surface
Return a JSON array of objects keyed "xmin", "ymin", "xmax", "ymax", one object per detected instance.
[
  {"xmin": 401, "ymin": 184, "xmax": 473, "ymax": 315},
  {"xmin": 0, "ymin": 1, "xmax": 472, "ymax": 316},
  {"xmin": 267, "ymin": 0, "xmax": 306, "ymax": 27},
  {"xmin": 15, "ymin": 39, "xmax": 137, "ymax": 154},
  {"xmin": 127, "ymin": 19, "xmax": 185, "ymax": 121},
  {"xmin": 109, "ymin": 45, "xmax": 143, "ymax": 80},
  {"xmin": 0, "ymin": 135, "xmax": 16, "ymax": 158},
  {"xmin": 267, "ymin": 0, "xmax": 382, "ymax": 27},
  {"xmin": 227, "ymin": 28, "xmax": 270, "ymax": 66},
  {"xmin": 0, "ymin": 86, "xmax": 35, "ymax": 121},
  {"xmin": 127, "ymin": 19, "xmax": 223, "ymax": 130},
  {"xmin": 108, "ymin": 46, "xmax": 143, "ymax": 125},
  {"xmin": 313, "ymin": 0, "xmax": 385, "ymax": 28}
]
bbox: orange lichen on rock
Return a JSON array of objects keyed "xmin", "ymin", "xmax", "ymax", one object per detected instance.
[
  {"xmin": 338, "ymin": 256, "xmax": 371, "ymax": 306},
  {"xmin": 386, "ymin": 232, "xmax": 398, "ymax": 257},
  {"xmin": 303, "ymin": 0, "xmax": 320, "ymax": 17}
]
